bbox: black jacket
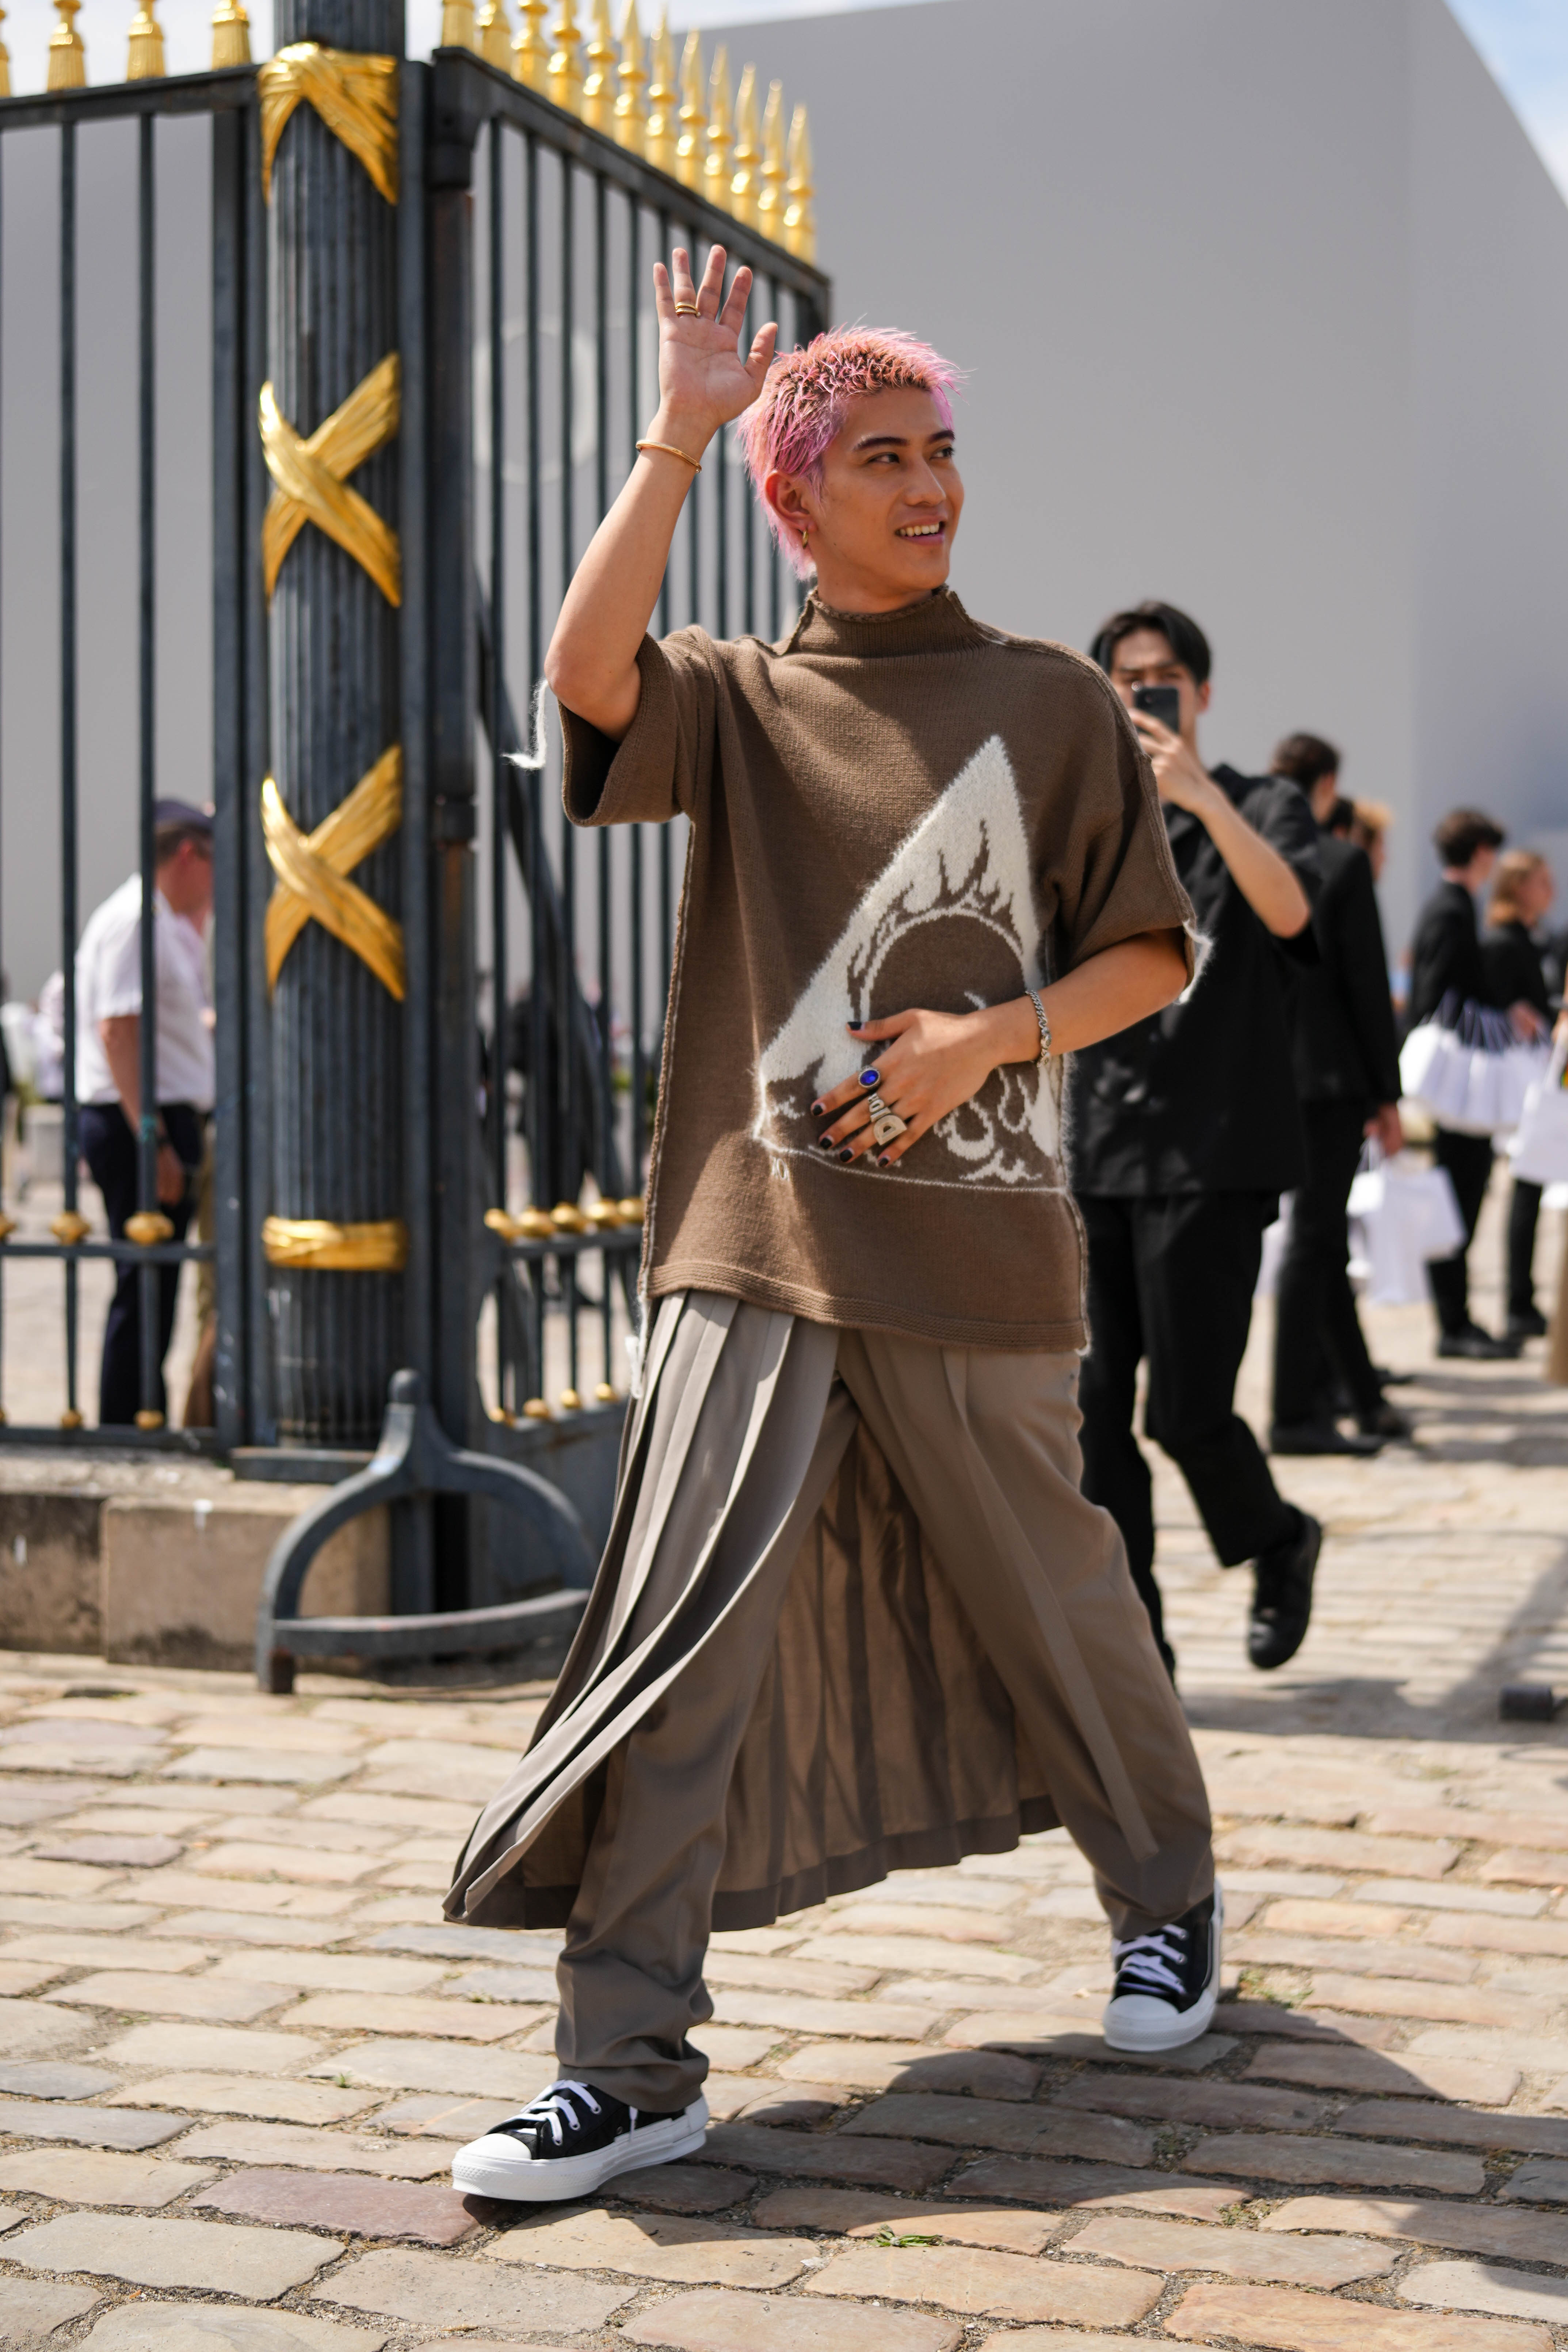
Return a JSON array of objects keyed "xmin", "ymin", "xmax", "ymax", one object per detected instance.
[
  {"xmin": 1409, "ymin": 879, "xmax": 1485, "ymax": 1029},
  {"xmin": 1291, "ymin": 833, "xmax": 1399, "ymax": 1106},
  {"xmin": 1481, "ymin": 920, "xmax": 1550, "ymax": 1022},
  {"xmin": 1068, "ymin": 764, "xmax": 1321, "ymax": 1195}
]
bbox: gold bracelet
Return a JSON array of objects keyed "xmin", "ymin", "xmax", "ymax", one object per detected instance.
[{"xmin": 636, "ymin": 438, "xmax": 702, "ymax": 474}]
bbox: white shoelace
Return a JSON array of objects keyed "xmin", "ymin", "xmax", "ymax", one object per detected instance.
[
  {"xmin": 508, "ymin": 2079, "xmax": 604, "ymax": 2148},
  {"xmin": 1111, "ymin": 1922, "xmax": 1191, "ymax": 1998}
]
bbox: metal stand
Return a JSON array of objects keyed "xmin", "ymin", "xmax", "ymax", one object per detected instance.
[{"xmin": 256, "ymin": 1370, "xmax": 593, "ymax": 1691}]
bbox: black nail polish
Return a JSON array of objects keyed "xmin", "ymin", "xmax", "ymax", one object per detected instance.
[
  {"xmin": 817, "ymin": 1135, "xmax": 834, "ymax": 1150},
  {"xmin": 877, "ymin": 1154, "xmax": 890, "ymax": 1167},
  {"xmin": 847, "ymin": 1021, "xmax": 863, "ymax": 1032},
  {"xmin": 809, "ymin": 1102, "xmax": 825, "ymax": 1118},
  {"xmin": 837, "ymin": 1147, "xmax": 853, "ymax": 1162}
]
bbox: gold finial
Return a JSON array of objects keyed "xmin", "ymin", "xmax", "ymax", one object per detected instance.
[
  {"xmin": 674, "ymin": 28, "xmax": 705, "ymax": 190},
  {"xmin": 785, "ymin": 100, "xmax": 814, "ymax": 263},
  {"xmin": 547, "ymin": 0, "xmax": 584, "ymax": 113},
  {"xmin": 581, "ymin": 0, "xmax": 616, "ymax": 128},
  {"xmin": 703, "ymin": 43, "xmax": 733, "ymax": 212},
  {"xmin": 476, "ymin": 0, "xmax": 512, "ymax": 69},
  {"xmin": 644, "ymin": 8, "xmax": 677, "ymax": 172},
  {"xmin": 612, "ymin": 0, "xmax": 647, "ymax": 152},
  {"xmin": 439, "ymin": 0, "xmax": 475, "ymax": 46},
  {"xmin": 0, "ymin": 7, "xmax": 11, "ymax": 96},
  {"xmin": 758, "ymin": 77, "xmax": 786, "ymax": 240},
  {"xmin": 512, "ymin": 0, "xmax": 547, "ymax": 85},
  {"xmin": 46, "ymin": 0, "xmax": 85, "ymax": 89},
  {"xmin": 126, "ymin": 0, "xmax": 164, "ymax": 76},
  {"xmin": 210, "ymin": 0, "xmax": 250, "ymax": 66},
  {"xmin": 729, "ymin": 61, "xmax": 759, "ymax": 226}
]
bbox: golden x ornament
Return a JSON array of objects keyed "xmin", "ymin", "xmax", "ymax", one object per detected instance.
[
  {"xmin": 259, "ymin": 41, "xmax": 399, "ymax": 204},
  {"xmin": 263, "ymin": 746, "xmax": 406, "ymax": 1001},
  {"xmin": 260, "ymin": 353, "xmax": 401, "ymax": 606}
]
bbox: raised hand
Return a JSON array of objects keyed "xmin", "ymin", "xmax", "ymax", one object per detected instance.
[{"xmin": 652, "ymin": 245, "xmax": 777, "ymax": 442}]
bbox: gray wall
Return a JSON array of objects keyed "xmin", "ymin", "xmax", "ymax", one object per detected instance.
[{"xmin": 710, "ymin": 0, "xmax": 1568, "ymax": 953}]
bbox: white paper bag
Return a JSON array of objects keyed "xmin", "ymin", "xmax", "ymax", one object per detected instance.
[
  {"xmin": 1509, "ymin": 1033, "xmax": 1568, "ymax": 1185},
  {"xmin": 1400, "ymin": 998, "xmax": 1545, "ymax": 1138},
  {"xmin": 1347, "ymin": 1149, "xmax": 1467, "ymax": 1307}
]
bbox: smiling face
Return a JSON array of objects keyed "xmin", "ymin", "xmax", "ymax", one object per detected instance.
[{"xmin": 766, "ymin": 386, "xmax": 964, "ymax": 613}]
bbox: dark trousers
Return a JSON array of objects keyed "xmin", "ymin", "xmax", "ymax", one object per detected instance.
[
  {"xmin": 1427, "ymin": 1127, "xmax": 1495, "ymax": 1337},
  {"xmin": 1078, "ymin": 1190, "xmax": 1298, "ymax": 1663},
  {"xmin": 1508, "ymin": 1180, "xmax": 1543, "ymax": 1320},
  {"xmin": 80, "ymin": 1102, "xmax": 200, "ymax": 1427},
  {"xmin": 1273, "ymin": 1098, "xmax": 1382, "ymax": 1424}
]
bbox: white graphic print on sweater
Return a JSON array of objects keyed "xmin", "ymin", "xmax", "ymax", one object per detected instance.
[{"xmin": 754, "ymin": 734, "xmax": 1062, "ymax": 1188}]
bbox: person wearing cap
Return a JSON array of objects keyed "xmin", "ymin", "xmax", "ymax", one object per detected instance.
[{"xmin": 75, "ymin": 802, "xmax": 215, "ymax": 1426}]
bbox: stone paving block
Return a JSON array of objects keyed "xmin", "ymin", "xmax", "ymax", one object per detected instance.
[
  {"xmin": 163, "ymin": 1749, "xmax": 355, "ymax": 1785},
  {"xmin": 709, "ymin": 1989, "xmax": 945, "ymax": 2040},
  {"xmin": 703, "ymin": 1950, "xmax": 884, "ymax": 1997},
  {"xmin": 1355, "ymin": 1878, "xmax": 1546, "ymax": 1917},
  {"xmin": 945, "ymin": 2156, "xmax": 1244, "ymax": 2219},
  {"xmin": 1367, "ymin": 1807, "xmax": 1568, "ymax": 1851},
  {"xmin": 168, "ymin": 1717, "xmax": 367, "ymax": 1755},
  {"xmin": 691, "ymin": 2075, "xmax": 762, "ymax": 2121},
  {"xmin": 301, "ymin": 1789, "xmax": 475, "ymax": 1834},
  {"xmin": 1502, "ymin": 2156, "xmax": 1568, "ymax": 2202},
  {"xmin": 971, "ymin": 2336, "xmax": 1168, "ymax": 2352},
  {"xmin": 0, "ymin": 2096, "xmax": 190, "ymax": 2148},
  {"xmin": 620, "ymin": 2285, "xmax": 961, "ymax": 2352},
  {"xmin": 736, "ymin": 2087, "xmax": 845, "ymax": 2127},
  {"xmin": 207, "ymin": 1951, "xmax": 444, "ymax": 1995},
  {"xmin": 112, "ymin": 1875, "xmax": 358, "ymax": 1917},
  {"xmin": 99, "ymin": 2024, "xmax": 324, "ymax": 2075},
  {"xmin": 824, "ymin": 1901, "xmax": 1037, "ymax": 1946},
  {"xmin": 858, "ymin": 1876, "xmax": 1021, "ymax": 1912},
  {"xmin": 1069, "ymin": 2213, "xmax": 1399, "ymax": 2285},
  {"xmin": 615, "ymin": 2161, "xmax": 758, "ymax": 2212},
  {"xmin": 438, "ymin": 1964, "xmax": 561, "ymax": 2004},
  {"xmin": 795, "ymin": 1935, "xmax": 1039, "ymax": 1983},
  {"xmin": 195, "ymin": 2165, "xmax": 476, "ymax": 2244},
  {"xmin": 0, "ymin": 2277, "xmax": 103, "ymax": 2347},
  {"xmin": 312, "ymin": 2244, "xmax": 634, "ymax": 2332},
  {"xmin": 750, "ymin": 2185, "xmax": 1060, "ymax": 2252},
  {"xmin": 32, "ymin": 1834, "xmax": 184, "ymax": 1868},
  {"xmin": 4, "ymin": 1932, "xmax": 213, "ymax": 1973},
  {"xmin": 1163, "ymin": 2280, "xmax": 1549, "ymax": 2349},
  {"xmin": 692, "ymin": 2027, "xmax": 792, "ymax": 2069},
  {"xmin": 0, "ymin": 1896, "xmax": 159, "ymax": 1931},
  {"xmin": 883, "ymin": 1979, "xmax": 1085, "ymax": 2013},
  {"xmin": 774, "ymin": 2042, "xmax": 953, "ymax": 2092},
  {"xmin": 285, "ymin": 1991, "xmax": 547, "ymax": 2040},
  {"xmin": 104, "ymin": 1783, "xmax": 299, "ymax": 1818},
  {"xmin": 312, "ymin": 2037, "xmax": 556, "ymax": 2100},
  {"xmin": 1480, "ymin": 1848, "xmax": 1568, "ymax": 1885},
  {"xmin": 7, "ymin": 2211, "xmax": 343, "ymax": 2295},
  {"xmin": 487, "ymin": 2205, "xmax": 813, "ymax": 2286},
  {"xmin": 176, "ymin": 2119, "xmax": 461, "ymax": 2177},
  {"xmin": 142, "ymin": 1917, "xmax": 354, "ymax": 1955},
  {"xmin": 1053, "ymin": 2071, "xmax": 1329, "ymax": 2134},
  {"xmin": 105, "ymin": 2072, "xmax": 377, "ymax": 2123},
  {"xmin": 1258, "ymin": 2195, "xmax": 1568, "ymax": 2264},
  {"xmin": 1427, "ymin": 1913, "xmax": 1568, "ymax": 1958},
  {"xmin": 940, "ymin": 2015, "xmax": 1235, "ymax": 2069},
  {"xmin": 43, "ymin": 1970, "xmax": 295, "ymax": 2023},
  {"xmin": 1399, "ymin": 2259, "xmax": 1568, "ymax": 2322},
  {"xmin": 79, "ymin": 2305, "xmax": 392, "ymax": 2351},
  {"xmin": 191, "ymin": 1842, "xmax": 376, "ymax": 1885},
  {"xmin": 1259, "ymin": 1899, "xmax": 1412, "ymax": 1939},
  {"xmin": 1301, "ymin": 1972, "xmax": 1548, "ymax": 2027},
  {"xmin": 1336, "ymin": 2099, "xmax": 1568, "ymax": 2156},
  {"xmin": 1217, "ymin": 1826, "xmax": 1460, "ymax": 1878},
  {"xmin": 1183, "ymin": 2130, "xmax": 1484, "ymax": 2192},
  {"xmin": 362, "ymin": 1922, "xmax": 561, "ymax": 1964},
  {"xmin": 695, "ymin": 2121, "xmax": 952, "ymax": 2192},
  {"xmin": 0, "ymin": 2146, "xmax": 218, "ymax": 2206},
  {"xmin": 1214, "ymin": 2000, "xmax": 1395, "ymax": 2045},
  {"xmin": 1233, "ymin": 1933, "xmax": 1477, "ymax": 1984},
  {"xmin": 1407, "ymin": 2026, "xmax": 1568, "ymax": 2069},
  {"xmin": 843, "ymin": 2092, "xmax": 1155, "ymax": 2167},
  {"xmin": 0, "ymin": 1997, "xmax": 89, "ymax": 2056},
  {"xmin": 371, "ymin": 2093, "xmax": 518, "ymax": 2138},
  {"xmin": 1243, "ymin": 2039, "xmax": 1519, "ymax": 2103},
  {"xmin": 0, "ymin": 2060, "xmax": 117, "ymax": 2098},
  {"xmin": 802, "ymin": 2241, "xmax": 1161, "ymax": 2326}
]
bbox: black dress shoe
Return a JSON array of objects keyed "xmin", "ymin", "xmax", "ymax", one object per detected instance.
[
  {"xmin": 1359, "ymin": 1401, "xmax": 1413, "ymax": 1440},
  {"xmin": 1507, "ymin": 1307, "xmax": 1549, "ymax": 1341},
  {"xmin": 1375, "ymin": 1366, "xmax": 1418, "ymax": 1387},
  {"xmin": 1270, "ymin": 1422, "xmax": 1382, "ymax": 1457},
  {"xmin": 1249, "ymin": 1511, "xmax": 1321, "ymax": 1672},
  {"xmin": 1437, "ymin": 1326, "xmax": 1521, "ymax": 1360}
]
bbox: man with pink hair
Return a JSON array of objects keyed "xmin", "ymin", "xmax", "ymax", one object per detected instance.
[{"xmin": 447, "ymin": 246, "xmax": 1220, "ymax": 2205}]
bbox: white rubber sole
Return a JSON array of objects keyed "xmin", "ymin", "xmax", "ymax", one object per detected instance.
[
  {"xmin": 451, "ymin": 2095, "xmax": 710, "ymax": 2203},
  {"xmin": 1101, "ymin": 1883, "xmax": 1224, "ymax": 2054}
]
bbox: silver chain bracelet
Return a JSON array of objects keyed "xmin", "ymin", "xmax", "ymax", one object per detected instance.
[{"xmin": 1026, "ymin": 987, "xmax": 1052, "ymax": 1062}]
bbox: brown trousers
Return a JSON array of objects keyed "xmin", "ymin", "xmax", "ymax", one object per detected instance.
[{"xmin": 554, "ymin": 1292, "xmax": 1213, "ymax": 2110}]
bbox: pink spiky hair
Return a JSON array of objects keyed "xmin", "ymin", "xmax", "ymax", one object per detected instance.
[{"xmin": 735, "ymin": 325, "xmax": 965, "ymax": 579}]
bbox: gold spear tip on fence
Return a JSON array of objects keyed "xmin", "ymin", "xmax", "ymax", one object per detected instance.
[
  {"xmin": 758, "ymin": 75, "xmax": 785, "ymax": 235},
  {"xmin": 210, "ymin": 0, "xmax": 250, "ymax": 68},
  {"xmin": 126, "ymin": 0, "xmax": 165, "ymax": 79},
  {"xmin": 0, "ymin": 7, "xmax": 10, "ymax": 98},
  {"xmin": 644, "ymin": 8, "xmax": 676, "ymax": 171},
  {"xmin": 613, "ymin": 0, "xmax": 647, "ymax": 153},
  {"xmin": 674, "ymin": 27, "xmax": 705, "ymax": 188},
  {"xmin": 477, "ymin": 0, "xmax": 512, "ymax": 71},
  {"xmin": 512, "ymin": 0, "xmax": 547, "ymax": 86},
  {"xmin": 548, "ymin": 0, "xmax": 584, "ymax": 113},
  {"xmin": 581, "ymin": 0, "xmax": 616, "ymax": 129},
  {"xmin": 46, "ymin": 0, "xmax": 86, "ymax": 90},
  {"xmin": 703, "ymin": 42, "xmax": 733, "ymax": 210},
  {"xmin": 785, "ymin": 98, "xmax": 814, "ymax": 263},
  {"xmin": 730, "ymin": 61, "xmax": 758, "ymax": 226}
]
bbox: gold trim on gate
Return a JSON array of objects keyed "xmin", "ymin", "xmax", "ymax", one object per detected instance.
[
  {"xmin": 260, "ymin": 354, "xmax": 401, "ymax": 607},
  {"xmin": 263, "ymin": 1215, "xmax": 409, "ymax": 1272},
  {"xmin": 263, "ymin": 748, "xmax": 405, "ymax": 1001},
  {"xmin": 259, "ymin": 42, "xmax": 399, "ymax": 204}
]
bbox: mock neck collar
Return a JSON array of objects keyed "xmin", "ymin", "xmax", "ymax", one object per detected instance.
[{"xmin": 782, "ymin": 585, "xmax": 985, "ymax": 658}]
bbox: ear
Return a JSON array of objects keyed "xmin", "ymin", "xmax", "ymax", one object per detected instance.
[
  {"xmin": 1195, "ymin": 679, "xmax": 1212, "ymax": 717},
  {"xmin": 767, "ymin": 468, "xmax": 814, "ymax": 541}
]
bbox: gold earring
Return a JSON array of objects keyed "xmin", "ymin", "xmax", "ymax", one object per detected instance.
[{"xmin": 801, "ymin": 522, "xmax": 809, "ymax": 548}]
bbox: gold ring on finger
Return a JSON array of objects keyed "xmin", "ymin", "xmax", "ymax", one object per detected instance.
[{"xmin": 674, "ymin": 301, "xmax": 701, "ymax": 315}]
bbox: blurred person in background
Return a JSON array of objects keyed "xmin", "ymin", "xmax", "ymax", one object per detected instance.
[
  {"xmin": 1483, "ymin": 850, "xmax": 1554, "ymax": 1342},
  {"xmin": 1351, "ymin": 800, "xmax": 1393, "ymax": 884},
  {"xmin": 1266, "ymin": 733, "xmax": 1405, "ymax": 1456},
  {"xmin": 1071, "ymin": 602, "xmax": 1322, "ymax": 1681}
]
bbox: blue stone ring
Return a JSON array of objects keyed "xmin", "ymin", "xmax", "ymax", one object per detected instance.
[{"xmin": 859, "ymin": 1068, "xmax": 880, "ymax": 1088}]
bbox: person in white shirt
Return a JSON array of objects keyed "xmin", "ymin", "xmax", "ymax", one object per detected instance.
[{"xmin": 76, "ymin": 801, "xmax": 215, "ymax": 1426}]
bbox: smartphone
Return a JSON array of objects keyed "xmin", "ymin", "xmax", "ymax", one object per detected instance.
[{"xmin": 1131, "ymin": 683, "xmax": 1181, "ymax": 732}]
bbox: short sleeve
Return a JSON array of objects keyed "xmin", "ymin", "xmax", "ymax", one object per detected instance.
[
  {"xmin": 1049, "ymin": 671, "xmax": 1197, "ymax": 981},
  {"xmin": 95, "ymin": 908, "xmax": 145, "ymax": 1021},
  {"xmin": 561, "ymin": 628, "xmax": 718, "ymax": 830},
  {"xmin": 1247, "ymin": 778, "xmax": 1322, "ymax": 967}
]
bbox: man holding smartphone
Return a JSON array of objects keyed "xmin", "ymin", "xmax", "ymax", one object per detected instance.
[{"xmin": 1069, "ymin": 602, "xmax": 1322, "ymax": 1678}]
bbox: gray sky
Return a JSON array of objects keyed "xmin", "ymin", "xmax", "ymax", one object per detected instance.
[{"xmin": 4, "ymin": 0, "xmax": 1566, "ymax": 204}]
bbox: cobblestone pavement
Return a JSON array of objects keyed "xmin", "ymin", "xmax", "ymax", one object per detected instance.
[{"xmin": 1, "ymin": 1202, "xmax": 1568, "ymax": 2344}]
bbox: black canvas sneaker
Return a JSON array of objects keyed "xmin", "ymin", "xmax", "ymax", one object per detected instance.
[
  {"xmin": 1102, "ymin": 1886, "xmax": 1223, "ymax": 2052},
  {"xmin": 451, "ymin": 2079, "xmax": 709, "ymax": 2202}
]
